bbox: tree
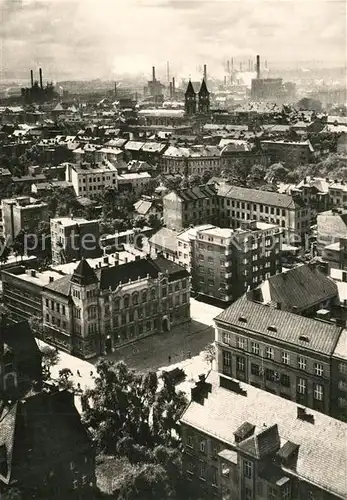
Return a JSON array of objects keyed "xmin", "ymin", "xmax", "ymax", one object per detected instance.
[
  {"xmin": 0, "ymin": 236, "xmax": 11, "ymax": 266},
  {"xmin": 201, "ymin": 169, "xmax": 213, "ymax": 184},
  {"xmin": 247, "ymin": 163, "xmax": 267, "ymax": 187},
  {"xmin": 188, "ymin": 174, "xmax": 202, "ymax": 187},
  {"xmin": 115, "ymin": 462, "xmax": 172, "ymax": 500},
  {"xmin": 58, "ymin": 367, "xmax": 74, "ymax": 390},
  {"xmin": 265, "ymin": 163, "xmax": 290, "ymax": 183},
  {"xmin": 41, "ymin": 346, "xmax": 60, "ymax": 379},
  {"xmin": 11, "ymin": 230, "xmax": 26, "ymax": 260},
  {"xmin": 1, "ymin": 487, "xmax": 23, "ymax": 500},
  {"xmin": 203, "ymin": 342, "xmax": 216, "ymax": 369},
  {"xmin": 28, "ymin": 316, "xmax": 44, "ymax": 337},
  {"xmin": 297, "ymin": 97, "xmax": 322, "ymax": 112},
  {"xmin": 147, "ymin": 214, "xmax": 162, "ymax": 230},
  {"xmin": 82, "ymin": 360, "xmax": 187, "ymax": 455}
]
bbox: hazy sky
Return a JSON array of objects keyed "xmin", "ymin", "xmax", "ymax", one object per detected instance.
[{"xmin": 1, "ymin": 0, "xmax": 346, "ymax": 81}]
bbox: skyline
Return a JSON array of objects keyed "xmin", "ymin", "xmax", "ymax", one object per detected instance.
[{"xmin": 1, "ymin": 0, "xmax": 346, "ymax": 81}]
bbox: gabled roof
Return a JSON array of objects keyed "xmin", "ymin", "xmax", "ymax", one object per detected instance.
[
  {"xmin": 2, "ymin": 321, "xmax": 41, "ymax": 361},
  {"xmin": 185, "ymin": 80, "xmax": 196, "ymax": 96},
  {"xmin": 171, "ymin": 184, "xmax": 217, "ymax": 202},
  {"xmin": 44, "ymin": 274, "xmax": 72, "ymax": 297},
  {"xmin": 149, "ymin": 227, "xmax": 177, "ymax": 254},
  {"xmin": 180, "ymin": 371, "xmax": 347, "ymax": 499},
  {"xmin": 70, "ymin": 258, "xmax": 98, "ymax": 286},
  {"xmin": 199, "ymin": 78, "xmax": 209, "ymax": 95},
  {"xmin": 215, "ymin": 294, "xmax": 342, "ymax": 355},
  {"xmin": 257, "ymin": 264, "xmax": 338, "ymax": 312}
]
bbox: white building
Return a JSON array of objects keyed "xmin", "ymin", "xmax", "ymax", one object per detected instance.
[{"xmin": 65, "ymin": 160, "xmax": 118, "ymax": 198}]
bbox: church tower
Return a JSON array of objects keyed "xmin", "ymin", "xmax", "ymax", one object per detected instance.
[
  {"xmin": 185, "ymin": 80, "xmax": 197, "ymax": 115},
  {"xmin": 198, "ymin": 78, "xmax": 210, "ymax": 113}
]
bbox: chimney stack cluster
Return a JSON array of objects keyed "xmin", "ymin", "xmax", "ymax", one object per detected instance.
[{"xmin": 29, "ymin": 68, "xmax": 44, "ymax": 88}]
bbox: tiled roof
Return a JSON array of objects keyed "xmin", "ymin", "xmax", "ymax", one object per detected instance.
[
  {"xmin": 181, "ymin": 371, "xmax": 347, "ymax": 499},
  {"xmin": 71, "ymin": 258, "xmax": 98, "ymax": 286},
  {"xmin": 44, "ymin": 274, "xmax": 72, "ymax": 296},
  {"xmin": 174, "ymin": 185, "xmax": 217, "ymax": 202},
  {"xmin": 134, "ymin": 199, "xmax": 153, "ymax": 215},
  {"xmin": 0, "ymin": 403, "xmax": 18, "ymax": 484},
  {"xmin": 215, "ymin": 183, "xmax": 304, "ymax": 209},
  {"xmin": 215, "ymin": 295, "xmax": 342, "ymax": 355},
  {"xmin": 97, "ymin": 256, "xmax": 188, "ymax": 290},
  {"xmin": 262, "ymin": 264, "xmax": 338, "ymax": 312}
]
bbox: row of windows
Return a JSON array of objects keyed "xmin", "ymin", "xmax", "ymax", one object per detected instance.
[
  {"xmin": 45, "ymin": 299, "xmax": 66, "ymax": 315},
  {"xmin": 45, "ymin": 314, "xmax": 67, "ymax": 330},
  {"xmin": 224, "ymin": 200, "xmax": 287, "ymax": 217},
  {"xmin": 223, "ymin": 336, "xmax": 325, "ymax": 376}
]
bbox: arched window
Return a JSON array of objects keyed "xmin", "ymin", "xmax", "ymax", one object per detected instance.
[
  {"xmin": 4, "ymin": 373, "xmax": 17, "ymax": 390},
  {"xmin": 151, "ymin": 288, "xmax": 156, "ymax": 300},
  {"xmin": 132, "ymin": 292, "xmax": 138, "ymax": 305},
  {"xmin": 124, "ymin": 295, "xmax": 130, "ymax": 308},
  {"xmin": 142, "ymin": 290, "xmax": 147, "ymax": 303}
]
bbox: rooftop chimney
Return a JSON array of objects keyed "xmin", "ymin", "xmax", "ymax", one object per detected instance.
[
  {"xmin": 203, "ymin": 64, "xmax": 207, "ymax": 82},
  {"xmin": 256, "ymin": 55, "xmax": 260, "ymax": 79},
  {"xmin": 49, "ymin": 276, "xmax": 54, "ymax": 283},
  {"xmin": 30, "ymin": 69, "xmax": 34, "ymax": 88},
  {"xmin": 152, "ymin": 66, "xmax": 156, "ymax": 82},
  {"xmin": 39, "ymin": 67, "xmax": 43, "ymax": 89}
]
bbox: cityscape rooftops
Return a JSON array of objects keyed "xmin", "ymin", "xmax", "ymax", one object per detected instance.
[
  {"xmin": 215, "ymin": 294, "xmax": 342, "ymax": 356},
  {"xmin": 51, "ymin": 216, "xmax": 99, "ymax": 228},
  {"xmin": 181, "ymin": 371, "xmax": 347, "ymax": 499}
]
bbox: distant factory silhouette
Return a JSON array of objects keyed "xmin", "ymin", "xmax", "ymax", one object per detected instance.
[{"xmin": 21, "ymin": 68, "xmax": 57, "ymax": 104}]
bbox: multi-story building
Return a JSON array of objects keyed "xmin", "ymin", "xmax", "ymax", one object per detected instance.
[
  {"xmin": 163, "ymin": 182, "xmax": 311, "ymax": 246},
  {"xmin": 180, "ymin": 371, "xmax": 346, "ymax": 500},
  {"xmin": 317, "ymin": 209, "xmax": 347, "ymax": 254},
  {"xmin": 50, "ymin": 216, "xmax": 102, "ymax": 265},
  {"xmin": 214, "ymin": 293, "xmax": 344, "ymax": 418},
  {"xmin": 41, "ymin": 256, "xmax": 190, "ymax": 358},
  {"xmin": 331, "ymin": 329, "xmax": 347, "ymax": 421},
  {"xmin": 261, "ymin": 139, "xmax": 314, "ymax": 167},
  {"xmin": 190, "ymin": 221, "xmax": 282, "ymax": 303},
  {"xmin": 322, "ymin": 237, "xmax": 347, "ymax": 271},
  {"xmin": 65, "ymin": 160, "xmax": 118, "ymax": 198},
  {"xmin": 163, "ymin": 185, "xmax": 219, "ymax": 231},
  {"xmin": 1, "ymin": 196, "xmax": 49, "ymax": 244},
  {"xmin": 160, "ymin": 146, "xmax": 222, "ymax": 176},
  {"xmin": 117, "ymin": 172, "xmax": 152, "ymax": 194},
  {"xmin": 251, "ymin": 262, "xmax": 339, "ymax": 316}
]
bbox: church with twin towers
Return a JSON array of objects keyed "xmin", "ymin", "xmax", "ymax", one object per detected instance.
[{"xmin": 184, "ymin": 64, "xmax": 210, "ymax": 115}]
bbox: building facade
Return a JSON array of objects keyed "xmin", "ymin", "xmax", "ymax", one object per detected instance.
[
  {"xmin": 214, "ymin": 294, "xmax": 343, "ymax": 418},
  {"xmin": 65, "ymin": 160, "xmax": 118, "ymax": 198},
  {"xmin": 190, "ymin": 221, "xmax": 282, "ymax": 303},
  {"xmin": 51, "ymin": 216, "xmax": 102, "ymax": 265},
  {"xmin": 41, "ymin": 256, "xmax": 190, "ymax": 359},
  {"xmin": 160, "ymin": 145, "xmax": 222, "ymax": 176},
  {"xmin": 261, "ymin": 140, "xmax": 314, "ymax": 167},
  {"xmin": 180, "ymin": 371, "xmax": 347, "ymax": 500},
  {"xmin": 1, "ymin": 196, "xmax": 49, "ymax": 244}
]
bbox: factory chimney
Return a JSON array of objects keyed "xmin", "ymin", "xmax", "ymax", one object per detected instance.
[
  {"xmin": 167, "ymin": 61, "xmax": 170, "ymax": 83},
  {"xmin": 256, "ymin": 55, "xmax": 260, "ymax": 79},
  {"xmin": 39, "ymin": 68, "xmax": 43, "ymax": 89},
  {"xmin": 203, "ymin": 64, "xmax": 207, "ymax": 82},
  {"xmin": 227, "ymin": 60, "xmax": 230, "ymax": 74},
  {"xmin": 231, "ymin": 57, "xmax": 234, "ymax": 70},
  {"xmin": 172, "ymin": 77, "xmax": 175, "ymax": 98},
  {"xmin": 265, "ymin": 60, "xmax": 268, "ymax": 70},
  {"xmin": 30, "ymin": 70, "xmax": 34, "ymax": 87},
  {"xmin": 169, "ymin": 82, "xmax": 173, "ymax": 99},
  {"xmin": 152, "ymin": 66, "xmax": 156, "ymax": 82}
]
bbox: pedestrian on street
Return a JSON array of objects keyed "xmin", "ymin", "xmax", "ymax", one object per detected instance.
[
  {"xmin": 168, "ymin": 355, "xmax": 171, "ymax": 364},
  {"xmin": 77, "ymin": 370, "xmax": 81, "ymax": 377},
  {"xmin": 188, "ymin": 351, "xmax": 191, "ymax": 359},
  {"xmin": 90, "ymin": 371, "xmax": 93, "ymax": 377}
]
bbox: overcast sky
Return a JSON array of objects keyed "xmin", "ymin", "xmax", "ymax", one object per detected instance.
[{"xmin": 1, "ymin": 0, "xmax": 346, "ymax": 81}]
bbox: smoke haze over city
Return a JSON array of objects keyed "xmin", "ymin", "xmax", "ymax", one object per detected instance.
[{"xmin": 1, "ymin": 0, "xmax": 346, "ymax": 81}]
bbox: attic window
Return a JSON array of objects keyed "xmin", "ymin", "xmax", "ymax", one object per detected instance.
[
  {"xmin": 299, "ymin": 335, "xmax": 309, "ymax": 342},
  {"xmin": 238, "ymin": 316, "xmax": 247, "ymax": 323},
  {"xmin": 267, "ymin": 325, "xmax": 277, "ymax": 332}
]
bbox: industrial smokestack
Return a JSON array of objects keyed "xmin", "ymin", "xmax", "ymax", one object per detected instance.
[
  {"xmin": 248, "ymin": 59, "xmax": 251, "ymax": 71},
  {"xmin": 265, "ymin": 60, "xmax": 268, "ymax": 70},
  {"xmin": 167, "ymin": 61, "xmax": 170, "ymax": 83},
  {"xmin": 231, "ymin": 57, "xmax": 234, "ymax": 70},
  {"xmin": 39, "ymin": 68, "xmax": 43, "ymax": 89},
  {"xmin": 169, "ymin": 82, "xmax": 173, "ymax": 99},
  {"xmin": 152, "ymin": 66, "xmax": 156, "ymax": 82},
  {"xmin": 203, "ymin": 64, "xmax": 207, "ymax": 81},
  {"xmin": 227, "ymin": 60, "xmax": 230, "ymax": 74},
  {"xmin": 172, "ymin": 77, "xmax": 175, "ymax": 98},
  {"xmin": 256, "ymin": 55, "xmax": 260, "ymax": 79},
  {"xmin": 224, "ymin": 75, "xmax": 227, "ymax": 86},
  {"xmin": 30, "ymin": 70, "xmax": 34, "ymax": 87}
]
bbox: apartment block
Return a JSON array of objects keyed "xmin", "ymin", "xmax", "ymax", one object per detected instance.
[
  {"xmin": 190, "ymin": 221, "xmax": 282, "ymax": 303},
  {"xmin": 214, "ymin": 292, "xmax": 344, "ymax": 419},
  {"xmin": 1, "ymin": 196, "xmax": 49, "ymax": 243},
  {"xmin": 50, "ymin": 216, "xmax": 102, "ymax": 265},
  {"xmin": 65, "ymin": 160, "xmax": 118, "ymax": 198},
  {"xmin": 163, "ymin": 183, "xmax": 310, "ymax": 246},
  {"xmin": 180, "ymin": 371, "xmax": 346, "ymax": 500},
  {"xmin": 160, "ymin": 145, "xmax": 222, "ymax": 175},
  {"xmin": 261, "ymin": 140, "xmax": 314, "ymax": 167}
]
